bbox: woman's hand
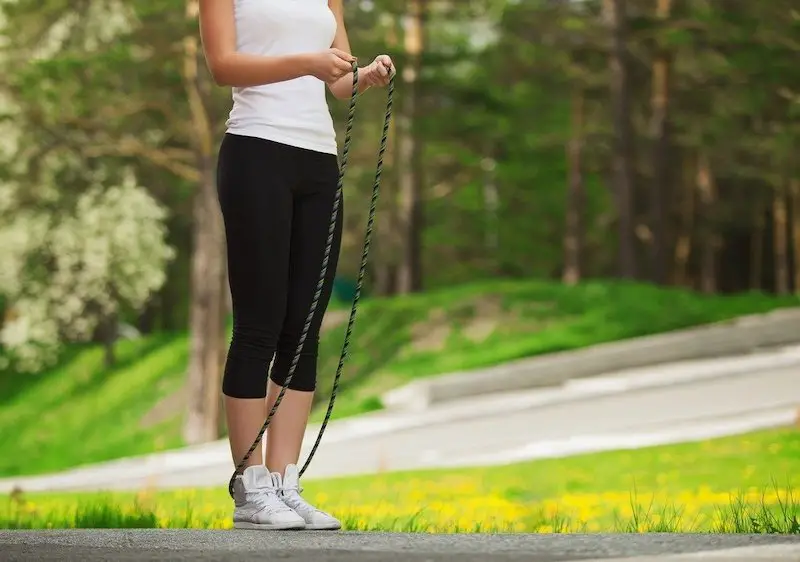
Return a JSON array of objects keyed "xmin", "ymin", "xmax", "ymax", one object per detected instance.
[
  {"xmin": 306, "ymin": 48, "xmax": 357, "ymax": 83},
  {"xmin": 361, "ymin": 55, "xmax": 395, "ymax": 88}
]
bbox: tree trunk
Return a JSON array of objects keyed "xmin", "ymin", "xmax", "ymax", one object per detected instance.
[
  {"xmin": 182, "ymin": 0, "xmax": 226, "ymax": 445},
  {"xmin": 373, "ymin": 263, "xmax": 397, "ymax": 296},
  {"xmin": 672, "ymin": 153, "xmax": 694, "ymax": 287},
  {"xmin": 137, "ymin": 297, "xmax": 159, "ymax": 335},
  {"xmin": 648, "ymin": 0, "xmax": 672, "ymax": 284},
  {"xmin": 184, "ymin": 155, "xmax": 226, "ymax": 445},
  {"xmin": 562, "ymin": 86, "xmax": 585, "ymax": 285},
  {"xmin": 750, "ymin": 198, "xmax": 765, "ymax": 291},
  {"xmin": 396, "ymin": 0, "xmax": 425, "ymax": 294},
  {"xmin": 696, "ymin": 152, "xmax": 717, "ymax": 294},
  {"xmin": 792, "ymin": 180, "xmax": 800, "ymax": 293},
  {"xmin": 603, "ymin": 0, "xmax": 637, "ymax": 279},
  {"xmin": 100, "ymin": 312, "xmax": 118, "ymax": 369},
  {"xmin": 482, "ymin": 152, "xmax": 499, "ymax": 263},
  {"xmin": 773, "ymin": 184, "xmax": 789, "ymax": 294},
  {"xmin": 373, "ymin": 15, "xmax": 401, "ymax": 297}
]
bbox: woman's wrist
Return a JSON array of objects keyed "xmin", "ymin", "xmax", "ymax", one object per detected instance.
[
  {"xmin": 294, "ymin": 53, "xmax": 315, "ymax": 77},
  {"xmin": 357, "ymin": 66, "xmax": 372, "ymax": 94}
]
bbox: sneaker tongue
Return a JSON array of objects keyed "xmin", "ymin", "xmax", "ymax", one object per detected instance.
[
  {"xmin": 283, "ymin": 463, "xmax": 300, "ymax": 489},
  {"xmin": 242, "ymin": 465, "xmax": 272, "ymax": 490}
]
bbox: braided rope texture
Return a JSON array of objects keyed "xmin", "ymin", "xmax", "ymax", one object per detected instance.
[{"xmin": 228, "ymin": 62, "xmax": 395, "ymax": 498}]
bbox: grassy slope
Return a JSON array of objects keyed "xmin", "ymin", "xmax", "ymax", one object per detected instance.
[
  {"xmin": 0, "ymin": 333, "xmax": 188, "ymax": 477},
  {"xmin": 317, "ymin": 279, "xmax": 799, "ymax": 418},
  {"xmin": 0, "ymin": 279, "xmax": 797, "ymax": 477},
  {"xmin": 3, "ymin": 427, "xmax": 798, "ymax": 532}
]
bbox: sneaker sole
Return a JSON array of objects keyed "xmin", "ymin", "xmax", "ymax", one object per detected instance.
[
  {"xmin": 304, "ymin": 523, "xmax": 341, "ymax": 531},
  {"xmin": 234, "ymin": 521, "xmax": 306, "ymax": 531}
]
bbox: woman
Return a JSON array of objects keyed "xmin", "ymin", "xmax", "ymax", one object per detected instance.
[{"xmin": 199, "ymin": 0, "xmax": 395, "ymax": 531}]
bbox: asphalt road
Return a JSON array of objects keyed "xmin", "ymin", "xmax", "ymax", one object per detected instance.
[
  {"xmin": 299, "ymin": 357, "xmax": 800, "ymax": 477},
  {"xmin": 2, "ymin": 530, "xmax": 799, "ymax": 562}
]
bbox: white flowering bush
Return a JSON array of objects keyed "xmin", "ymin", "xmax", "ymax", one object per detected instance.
[{"xmin": 0, "ymin": 170, "xmax": 175, "ymax": 372}]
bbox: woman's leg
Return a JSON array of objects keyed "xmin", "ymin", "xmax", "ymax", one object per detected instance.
[
  {"xmin": 218, "ymin": 134, "xmax": 308, "ymax": 529},
  {"xmin": 217, "ymin": 133, "xmax": 294, "ymax": 470},
  {"xmin": 266, "ymin": 149, "xmax": 341, "ymax": 471},
  {"xmin": 263, "ymin": 377, "xmax": 315, "ymax": 473},
  {"xmin": 266, "ymin": 149, "xmax": 342, "ymax": 530}
]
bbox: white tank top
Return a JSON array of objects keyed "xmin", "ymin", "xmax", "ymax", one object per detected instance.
[{"xmin": 225, "ymin": 0, "xmax": 338, "ymax": 155}]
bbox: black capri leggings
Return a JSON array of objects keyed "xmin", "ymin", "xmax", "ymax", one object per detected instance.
[{"xmin": 217, "ymin": 133, "xmax": 342, "ymax": 397}]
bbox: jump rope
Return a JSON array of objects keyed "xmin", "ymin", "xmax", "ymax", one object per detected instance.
[{"xmin": 228, "ymin": 61, "xmax": 395, "ymax": 498}]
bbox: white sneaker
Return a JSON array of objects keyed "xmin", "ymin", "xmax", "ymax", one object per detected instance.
[
  {"xmin": 272, "ymin": 464, "xmax": 341, "ymax": 531},
  {"xmin": 232, "ymin": 465, "xmax": 306, "ymax": 530}
]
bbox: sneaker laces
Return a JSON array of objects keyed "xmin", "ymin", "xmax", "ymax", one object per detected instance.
[
  {"xmin": 279, "ymin": 481, "xmax": 321, "ymax": 514},
  {"xmin": 248, "ymin": 481, "xmax": 294, "ymax": 514}
]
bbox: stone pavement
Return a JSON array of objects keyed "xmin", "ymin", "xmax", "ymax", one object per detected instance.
[{"xmin": 1, "ymin": 530, "xmax": 799, "ymax": 562}]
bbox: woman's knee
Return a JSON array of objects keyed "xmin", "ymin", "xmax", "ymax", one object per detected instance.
[
  {"xmin": 221, "ymin": 324, "xmax": 278, "ymax": 398},
  {"xmin": 269, "ymin": 334, "xmax": 318, "ymax": 392}
]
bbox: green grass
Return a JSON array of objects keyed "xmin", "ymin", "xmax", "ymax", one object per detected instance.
[
  {"xmin": 0, "ymin": 278, "xmax": 797, "ymax": 477},
  {"xmin": 0, "ymin": 333, "xmax": 189, "ymax": 477},
  {"xmin": 2, "ymin": 427, "xmax": 798, "ymax": 533}
]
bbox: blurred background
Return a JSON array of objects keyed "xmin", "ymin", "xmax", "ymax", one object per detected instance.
[{"xmin": 0, "ymin": 0, "xmax": 798, "ymax": 534}]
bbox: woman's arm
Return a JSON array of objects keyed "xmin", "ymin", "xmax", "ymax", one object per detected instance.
[
  {"xmin": 199, "ymin": 0, "xmax": 313, "ymax": 87},
  {"xmin": 326, "ymin": 0, "xmax": 370, "ymax": 100}
]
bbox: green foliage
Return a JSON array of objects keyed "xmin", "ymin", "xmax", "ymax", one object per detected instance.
[
  {"xmin": 0, "ymin": 173, "xmax": 175, "ymax": 372},
  {"xmin": 1, "ymin": 0, "xmax": 798, "ymax": 337}
]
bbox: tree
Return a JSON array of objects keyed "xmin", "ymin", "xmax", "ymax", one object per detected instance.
[
  {"xmin": 0, "ymin": 168, "xmax": 174, "ymax": 372},
  {"xmin": 395, "ymin": 0, "xmax": 427, "ymax": 293},
  {"xmin": 563, "ymin": 85, "xmax": 585, "ymax": 285},
  {"xmin": 0, "ymin": 0, "xmax": 228, "ymax": 442},
  {"xmin": 603, "ymin": 0, "xmax": 637, "ymax": 279},
  {"xmin": 646, "ymin": 0, "xmax": 672, "ymax": 284},
  {"xmin": 181, "ymin": 0, "xmax": 228, "ymax": 445}
]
